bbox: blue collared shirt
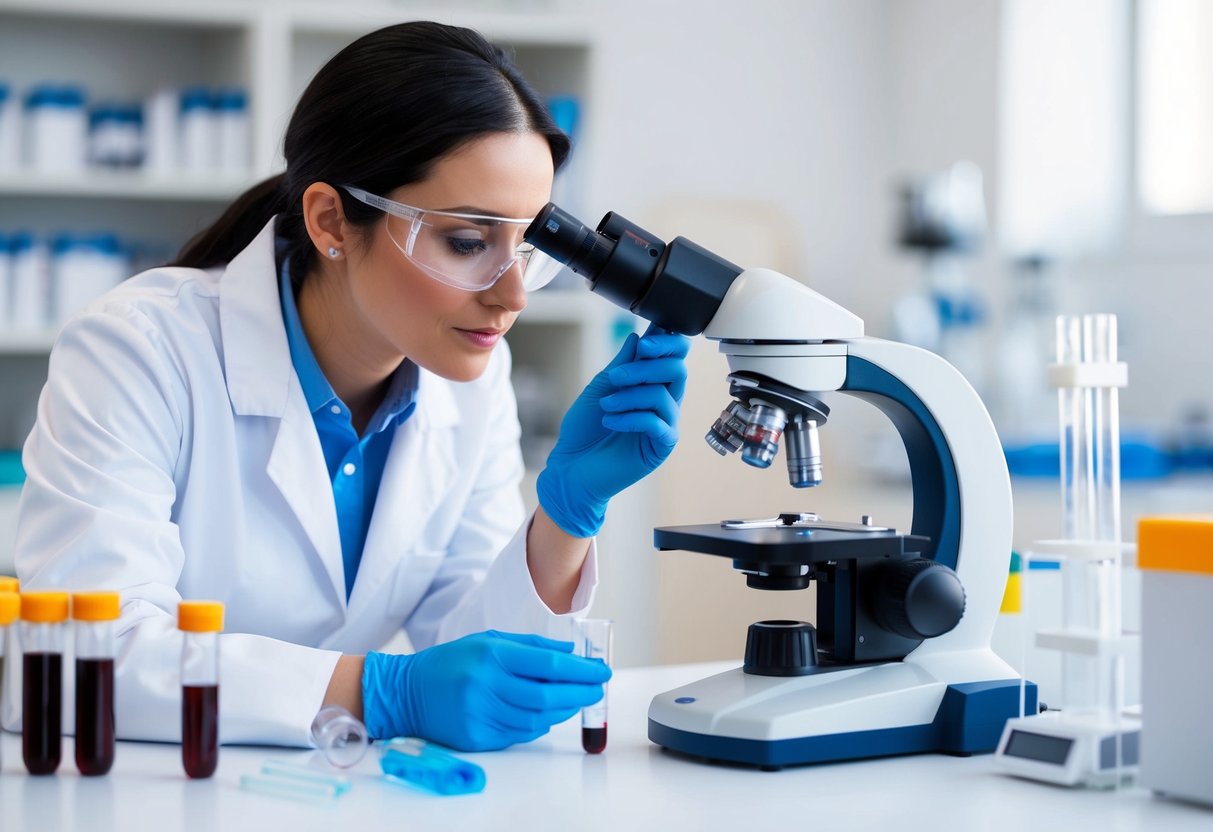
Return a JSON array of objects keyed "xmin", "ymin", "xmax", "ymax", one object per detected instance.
[{"xmin": 279, "ymin": 260, "xmax": 417, "ymax": 600}]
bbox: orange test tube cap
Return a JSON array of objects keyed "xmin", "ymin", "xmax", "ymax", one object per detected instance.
[
  {"xmin": 21, "ymin": 591, "xmax": 70, "ymax": 623},
  {"xmin": 178, "ymin": 600, "xmax": 225, "ymax": 632},
  {"xmin": 72, "ymin": 591, "xmax": 121, "ymax": 622}
]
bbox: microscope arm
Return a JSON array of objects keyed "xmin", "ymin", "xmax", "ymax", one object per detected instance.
[{"xmin": 706, "ymin": 266, "xmax": 1013, "ymax": 658}]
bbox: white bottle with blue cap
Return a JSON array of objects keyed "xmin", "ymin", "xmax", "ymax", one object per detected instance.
[
  {"xmin": 25, "ymin": 84, "xmax": 88, "ymax": 174},
  {"xmin": 9, "ymin": 232, "xmax": 49, "ymax": 331},
  {"xmin": 179, "ymin": 86, "xmax": 216, "ymax": 175},
  {"xmin": 51, "ymin": 232, "xmax": 127, "ymax": 325}
]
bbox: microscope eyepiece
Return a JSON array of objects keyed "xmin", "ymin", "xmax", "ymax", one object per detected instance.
[
  {"xmin": 523, "ymin": 204, "xmax": 614, "ymax": 278},
  {"xmin": 522, "ymin": 202, "xmax": 743, "ymax": 335}
]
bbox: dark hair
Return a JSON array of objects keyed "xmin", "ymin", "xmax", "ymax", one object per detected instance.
[{"xmin": 173, "ymin": 21, "xmax": 570, "ymax": 282}]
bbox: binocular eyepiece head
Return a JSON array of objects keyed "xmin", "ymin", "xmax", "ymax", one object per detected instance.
[{"xmin": 523, "ymin": 203, "xmax": 742, "ymax": 336}]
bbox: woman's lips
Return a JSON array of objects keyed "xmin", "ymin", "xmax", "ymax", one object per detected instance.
[{"xmin": 455, "ymin": 328, "xmax": 502, "ymax": 348}]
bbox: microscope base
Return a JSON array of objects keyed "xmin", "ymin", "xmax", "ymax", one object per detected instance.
[{"xmin": 648, "ymin": 653, "xmax": 1036, "ymax": 768}]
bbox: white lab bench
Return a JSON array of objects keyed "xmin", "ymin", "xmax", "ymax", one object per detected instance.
[{"xmin": 1, "ymin": 662, "xmax": 1208, "ymax": 832}]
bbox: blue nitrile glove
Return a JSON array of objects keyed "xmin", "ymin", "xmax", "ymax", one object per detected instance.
[
  {"xmin": 361, "ymin": 630, "xmax": 611, "ymax": 751},
  {"xmin": 537, "ymin": 323, "xmax": 691, "ymax": 538}
]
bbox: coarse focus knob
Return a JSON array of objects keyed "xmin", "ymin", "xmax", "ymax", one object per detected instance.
[
  {"xmin": 869, "ymin": 558, "xmax": 966, "ymax": 640},
  {"xmin": 743, "ymin": 620, "xmax": 818, "ymax": 676}
]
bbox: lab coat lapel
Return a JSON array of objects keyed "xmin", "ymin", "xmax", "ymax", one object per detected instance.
[
  {"xmin": 347, "ymin": 370, "xmax": 461, "ymax": 614},
  {"xmin": 219, "ymin": 217, "xmax": 346, "ymax": 607},
  {"xmin": 265, "ymin": 396, "xmax": 346, "ymax": 606}
]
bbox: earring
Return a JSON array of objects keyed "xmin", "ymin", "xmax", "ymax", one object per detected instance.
[{"xmin": 327, "ymin": 246, "xmax": 342, "ymax": 259}]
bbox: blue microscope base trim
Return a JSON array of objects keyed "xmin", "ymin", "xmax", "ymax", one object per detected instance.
[{"xmin": 648, "ymin": 679, "xmax": 1037, "ymax": 768}]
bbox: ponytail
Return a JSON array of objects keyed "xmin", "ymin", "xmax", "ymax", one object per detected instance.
[{"xmin": 172, "ymin": 174, "xmax": 287, "ymax": 269}]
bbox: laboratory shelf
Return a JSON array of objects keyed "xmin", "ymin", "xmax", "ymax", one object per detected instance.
[
  {"xmin": 0, "ymin": 0, "xmax": 254, "ymax": 26},
  {"xmin": 0, "ymin": 173, "xmax": 254, "ymax": 203},
  {"xmin": 0, "ymin": 331, "xmax": 57, "ymax": 355}
]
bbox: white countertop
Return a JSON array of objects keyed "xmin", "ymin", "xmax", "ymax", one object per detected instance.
[{"xmin": 1, "ymin": 661, "xmax": 1209, "ymax": 831}]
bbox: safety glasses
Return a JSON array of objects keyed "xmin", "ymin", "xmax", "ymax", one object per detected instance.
[{"xmin": 341, "ymin": 185, "xmax": 565, "ymax": 292}]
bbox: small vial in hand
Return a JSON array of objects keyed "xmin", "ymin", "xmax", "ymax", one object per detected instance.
[{"xmin": 576, "ymin": 618, "xmax": 613, "ymax": 754}]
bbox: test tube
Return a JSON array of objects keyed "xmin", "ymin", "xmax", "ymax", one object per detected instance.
[
  {"xmin": 1055, "ymin": 314, "xmax": 1123, "ymax": 715},
  {"xmin": 309, "ymin": 705, "xmax": 369, "ymax": 768},
  {"xmin": 178, "ymin": 600, "xmax": 224, "ymax": 779},
  {"xmin": 21, "ymin": 590, "xmax": 69, "ymax": 775},
  {"xmin": 0, "ymin": 591, "xmax": 18, "ymax": 770},
  {"xmin": 72, "ymin": 591, "xmax": 119, "ymax": 776},
  {"xmin": 576, "ymin": 618, "xmax": 613, "ymax": 754}
]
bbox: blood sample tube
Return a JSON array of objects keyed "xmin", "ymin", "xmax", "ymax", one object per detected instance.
[
  {"xmin": 72, "ymin": 591, "xmax": 120, "ymax": 776},
  {"xmin": 575, "ymin": 618, "xmax": 613, "ymax": 754},
  {"xmin": 178, "ymin": 600, "xmax": 224, "ymax": 779},
  {"xmin": 21, "ymin": 590, "xmax": 69, "ymax": 775},
  {"xmin": 0, "ymin": 590, "xmax": 18, "ymax": 770}
]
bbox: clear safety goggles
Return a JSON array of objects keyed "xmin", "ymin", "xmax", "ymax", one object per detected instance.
[{"xmin": 341, "ymin": 185, "xmax": 565, "ymax": 292}]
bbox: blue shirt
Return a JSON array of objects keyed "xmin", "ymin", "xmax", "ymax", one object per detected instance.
[{"xmin": 279, "ymin": 261, "xmax": 417, "ymax": 600}]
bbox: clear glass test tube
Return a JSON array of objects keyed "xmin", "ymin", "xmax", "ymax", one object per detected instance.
[
  {"xmin": 576, "ymin": 618, "xmax": 613, "ymax": 754},
  {"xmin": 1055, "ymin": 314, "xmax": 1124, "ymax": 717},
  {"xmin": 309, "ymin": 704, "xmax": 369, "ymax": 768}
]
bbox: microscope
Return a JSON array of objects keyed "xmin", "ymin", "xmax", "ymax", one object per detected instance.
[{"xmin": 525, "ymin": 206, "xmax": 1035, "ymax": 768}]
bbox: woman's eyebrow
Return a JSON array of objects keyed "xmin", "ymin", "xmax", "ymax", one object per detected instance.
[{"xmin": 434, "ymin": 204, "xmax": 534, "ymax": 221}]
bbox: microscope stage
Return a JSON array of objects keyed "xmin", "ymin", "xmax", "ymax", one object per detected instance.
[{"xmin": 654, "ymin": 523, "xmax": 930, "ymax": 565}]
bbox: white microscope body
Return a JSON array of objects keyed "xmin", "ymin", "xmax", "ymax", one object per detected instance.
[{"xmin": 648, "ymin": 268, "xmax": 1025, "ymax": 766}]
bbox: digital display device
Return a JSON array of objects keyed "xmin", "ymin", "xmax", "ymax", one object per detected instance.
[{"xmin": 1002, "ymin": 729, "xmax": 1074, "ymax": 765}]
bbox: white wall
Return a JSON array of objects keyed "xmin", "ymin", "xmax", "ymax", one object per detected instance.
[{"xmin": 587, "ymin": 0, "xmax": 895, "ymax": 322}]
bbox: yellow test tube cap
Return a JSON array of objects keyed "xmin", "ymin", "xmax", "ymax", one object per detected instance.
[
  {"xmin": 178, "ymin": 600, "xmax": 224, "ymax": 632},
  {"xmin": 21, "ymin": 591, "xmax": 70, "ymax": 623},
  {"xmin": 0, "ymin": 592, "xmax": 19, "ymax": 626},
  {"xmin": 72, "ymin": 591, "xmax": 121, "ymax": 622},
  {"xmin": 0, "ymin": 576, "xmax": 18, "ymax": 594}
]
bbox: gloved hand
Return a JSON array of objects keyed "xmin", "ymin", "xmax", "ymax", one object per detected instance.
[
  {"xmin": 361, "ymin": 630, "xmax": 611, "ymax": 751},
  {"xmin": 538, "ymin": 323, "xmax": 691, "ymax": 538}
]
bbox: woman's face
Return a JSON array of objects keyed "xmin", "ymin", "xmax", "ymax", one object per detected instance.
[{"xmin": 346, "ymin": 131, "xmax": 555, "ymax": 382}]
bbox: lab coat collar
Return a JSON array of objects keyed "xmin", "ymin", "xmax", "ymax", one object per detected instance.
[{"xmin": 220, "ymin": 217, "xmax": 294, "ymax": 418}]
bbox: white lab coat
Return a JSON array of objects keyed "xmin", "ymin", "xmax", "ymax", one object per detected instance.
[{"xmin": 1, "ymin": 218, "xmax": 596, "ymax": 746}]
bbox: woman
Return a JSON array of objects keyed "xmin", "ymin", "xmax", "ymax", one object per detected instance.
[{"xmin": 4, "ymin": 21, "xmax": 689, "ymax": 752}]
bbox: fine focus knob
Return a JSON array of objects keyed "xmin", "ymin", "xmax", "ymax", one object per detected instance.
[
  {"xmin": 870, "ymin": 558, "xmax": 966, "ymax": 640},
  {"xmin": 743, "ymin": 620, "xmax": 818, "ymax": 676}
]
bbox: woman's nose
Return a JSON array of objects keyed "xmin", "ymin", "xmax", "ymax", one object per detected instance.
[{"xmin": 482, "ymin": 259, "xmax": 527, "ymax": 312}]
